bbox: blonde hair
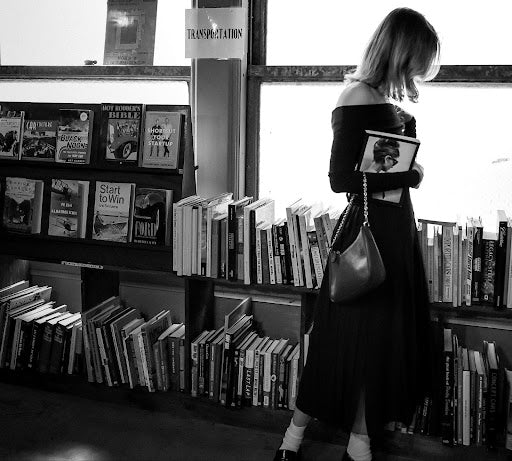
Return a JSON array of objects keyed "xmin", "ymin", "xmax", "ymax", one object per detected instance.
[{"xmin": 346, "ymin": 8, "xmax": 440, "ymax": 102}]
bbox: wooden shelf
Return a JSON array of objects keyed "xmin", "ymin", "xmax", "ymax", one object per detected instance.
[{"xmin": 431, "ymin": 303, "xmax": 512, "ymax": 321}]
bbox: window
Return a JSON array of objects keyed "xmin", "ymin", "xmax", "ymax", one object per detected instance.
[
  {"xmin": 0, "ymin": 0, "xmax": 190, "ymax": 66},
  {"xmin": 251, "ymin": 2, "xmax": 512, "ymax": 229}
]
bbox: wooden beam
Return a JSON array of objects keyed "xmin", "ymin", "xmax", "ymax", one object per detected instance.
[{"xmin": 0, "ymin": 66, "xmax": 190, "ymax": 81}]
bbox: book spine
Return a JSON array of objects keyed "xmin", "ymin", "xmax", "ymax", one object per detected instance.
[
  {"xmin": 244, "ymin": 348, "xmax": 254, "ymax": 406},
  {"xmin": 227, "ymin": 204, "xmax": 237, "ymax": 280},
  {"xmin": 236, "ymin": 214, "xmax": 245, "ymax": 282},
  {"xmin": 252, "ymin": 348, "xmax": 261, "ymax": 406},
  {"xmin": 96, "ymin": 327, "xmax": 112, "ymax": 386},
  {"xmin": 442, "ymin": 225, "xmax": 453, "ymax": 303},
  {"xmin": 272, "ymin": 225, "xmax": 283, "ymax": 284},
  {"xmin": 270, "ymin": 350, "xmax": 279, "ymax": 409},
  {"xmin": 38, "ymin": 324, "xmax": 55, "ymax": 373},
  {"xmin": 487, "ymin": 368, "xmax": 498, "ymax": 448},
  {"xmin": 153, "ymin": 341, "xmax": 163, "ymax": 391},
  {"xmin": 465, "ymin": 226, "xmax": 474, "ymax": 306},
  {"xmin": 255, "ymin": 226, "xmax": 263, "ymax": 284},
  {"xmin": 480, "ymin": 239, "xmax": 497, "ymax": 306},
  {"xmin": 495, "ymin": 221, "xmax": 508, "ymax": 307},
  {"xmin": 168, "ymin": 337, "xmax": 179, "ymax": 391},
  {"xmin": 472, "ymin": 225, "xmax": 483, "ymax": 303},
  {"xmin": 442, "ymin": 346, "xmax": 453, "ymax": 444},
  {"xmin": 288, "ymin": 355, "xmax": 299, "ymax": 410},
  {"xmin": 190, "ymin": 338, "xmax": 200, "ymax": 397},
  {"xmin": 236, "ymin": 347, "xmax": 246, "ymax": 407},
  {"xmin": 48, "ymin": 324, "xmax": 66, "ymax": 374},
  {"xmin": 267, "ymin": 227, "xmax": 276, "ymax": 285}
]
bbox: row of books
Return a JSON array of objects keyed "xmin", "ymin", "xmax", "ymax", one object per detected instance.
[
  {"xmin": 190, "ymin": 299, "xmax": 301, "ymax": 410},
  {"xmin": 172, "ymin": 192, "xmax": 341, "ymax": 289},
  {"xmin": 81, "ymin": 295, "xmax": 178, "ymax": 393},
  {"xmin": 441, "ymin": 327, "xmax": 512, "ymax": 449},
  {"xmin": 2, "ymin": 176, "xmax": 173, "ymax": 245},
  {"xmin": 0, "ymin": 104, "xmax": 183, "ymax": 169},
  {"xmin": 0, "ymin": 281, "xmax": 83, "ymax": 376},
  {"xmin": 418, "ymin": 211, "xmax": 512, "ymax": 309},
  {"xmin": 384, "ymin": 395, "xmax": 437, "ymax": 437}
]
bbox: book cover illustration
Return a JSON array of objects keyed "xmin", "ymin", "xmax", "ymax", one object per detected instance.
[
  {"xmin": 2, "ymin": 177, "xmax": 44, "ymax": 234},
  {"xmin": 357, "ymin": 130, "xmax": 420, "ymax": 206},
  {"xmin": 141, "ymin": 111, "xmax": 182, "ymax": 169},
  {"xmin": 102, "ymin": 103, "xmax": 142, "ymax": 162},
  {"xmin": 48, "ymin": 179, "xmax": 89, "ymax": 238},
  {"xmin": 21, "ymin": 120, "xmax": 57, "ymax": 162},
  {"xmin": 92, "ymin": 181, "xmax": 134, "ymax": 243},
  {"xmin": 131, "ymin": 187, "xmax": 173, "ymax": 245},
  {"xmin": 103, "ymin": 0, "xmax": 158, "ymax": 66},
  {"xmin": 0, "ymin": 111, "xmax": 24, "ymax": 160},
  {"xmin": 55, "ymin": 109, "xmax": 93, "ymax": 164}
]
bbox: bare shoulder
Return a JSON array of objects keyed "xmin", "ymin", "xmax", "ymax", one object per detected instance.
[{"xmin": 336, "ymin": 82, "xmax": 383, "ymax": 107}]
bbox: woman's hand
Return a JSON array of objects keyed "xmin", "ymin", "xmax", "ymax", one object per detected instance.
[{"xmin": 412, "ymin": 161, "xmax": 424, "ymax": 188}]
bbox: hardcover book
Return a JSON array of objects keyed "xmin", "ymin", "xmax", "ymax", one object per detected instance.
[
  {"xmin": 101, "ymin": 103, "xmax": 142, "ymax": 163},
  {"xmin": 357, "ymin": 130, "xmax": 420, "ymax": 206},
  {"xmin": 92, "ymin": 181, "xmax": 135, "ymax": 243},
  {"xmin": 55, "ymin": 109, "xmax": 94, "ymax": 164},
  {"xmin": 2, "ymin": 177, "xmax": 44, "ymax": 234},
  {"xmin": 141, "ymin": 111, "xmax": 183, "ymax": 169},
  {"xmin": 0, "ymin": 110, "xmax": 24, "ymax": 160},
  {"xmin": 131, "ymin": 186, "xmax": 173, "ymax": 246},
  {"xmin": 21, "ymin": 119, "xmax": 57, "ymax": 161},
  {"xmin": 48, "ymin": 179, "xmax": 90, "ymax": 238}
]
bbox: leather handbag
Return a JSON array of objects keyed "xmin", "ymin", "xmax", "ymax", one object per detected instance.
[{"xmin": 328, "ymin": 173, "xmax": 386, "ymax": 303}]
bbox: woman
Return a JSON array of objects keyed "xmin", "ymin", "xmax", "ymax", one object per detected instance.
[{"xmin": 274, "ymin": 8, "xmax": 440, "ymax": 461}]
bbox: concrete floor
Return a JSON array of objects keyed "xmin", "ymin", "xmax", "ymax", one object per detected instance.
[{"xmin": 0, "ymin": 382, "xmax": 510, "ymax": 461}]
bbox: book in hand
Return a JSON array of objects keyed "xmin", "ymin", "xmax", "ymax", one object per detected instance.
[
  {"xmin": 92, "ymin": 181, "xmax": 135, "ymax": 243},
  {"xmin": 55, "ymin": 109, "xmax": 94, "ymax": 164},
  {"xmin": 48, "ymin": 179, "xmax": 89, "ymax": 238},
  {"xmin": 101, "ymin": 103, "xmax": 142, "ymax": 163},
  {"xmin": 2, "ymin": 177, "xmax": 44, "ymax": 234},
  {"xmin": 131, "ymin": 187, "xmax": 173, "ymax": 246},
  {"xmin": 141, "ymin": 111, "xmax": 183, "ymax": 169},
  {"xmin": 0, "ymin": 110, "xmax": 24, "ymax": 160},
  {"xmin": 21, "ymin": 119, "xmax": 57, "ymax": 161},
  {"xmin": 357, "ymin": 130, "xmax": 420, "ymax": 206}
]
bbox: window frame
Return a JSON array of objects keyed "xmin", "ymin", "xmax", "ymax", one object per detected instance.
[{"xmin": 245, "ymin": 0, "xmax": 512, "ymax": 198}]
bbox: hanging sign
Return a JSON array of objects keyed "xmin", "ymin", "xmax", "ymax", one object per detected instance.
[{"xmin": 185, "ymin": 7, "xmax": 247, "ymax": 59}]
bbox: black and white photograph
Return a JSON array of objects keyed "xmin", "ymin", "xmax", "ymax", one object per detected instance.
[
  {"xmin": 358, "ymin": 130, "xmax": 420, "ymax": 205},
  {"xmin": 0, "ymin": 2, "xmax": 511, "ymax": 461}
]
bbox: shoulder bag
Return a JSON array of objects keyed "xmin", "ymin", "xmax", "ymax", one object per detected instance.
[{"xmin": 328, "ymin": 172, "xmax": 386, "ymax": 303}]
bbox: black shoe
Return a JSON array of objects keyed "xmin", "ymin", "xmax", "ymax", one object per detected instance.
[{"xmin": 273, "ymin": 448, "xmax": 301, "ymax": 461}]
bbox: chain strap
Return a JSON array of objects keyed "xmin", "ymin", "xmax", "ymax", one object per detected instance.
[{"xmin": 329, "ymin": 172, "xmax": 369, "ymax": 251}]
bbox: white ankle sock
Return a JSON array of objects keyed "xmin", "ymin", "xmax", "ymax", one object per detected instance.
[
  {"xmin": 346, "ymin": 432, "xmax": 372, "ymax": 461},
  {"xmin": 279, "ymin": 420, "xmax": 306, "ymax": 452}
]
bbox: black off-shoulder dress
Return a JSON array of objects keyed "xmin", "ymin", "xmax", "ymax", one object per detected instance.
[{"xmin": 295, "ymin": 104, "xmax": 433, "ymax": 438}]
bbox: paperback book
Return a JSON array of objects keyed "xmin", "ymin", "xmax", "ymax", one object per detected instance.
[
  {"xmin": 141, "ymin": 111, "xmax": 182, "ymax": 169},
  {"xmin": 21, "ymin": 119, "xmax": 57, "ymax": 161},
  {"xmin": 92, "ymin": 181, "xmax": 135, "ymax": 243},
  {"xmin": 101, "ymin": 103, "xmax": 142, "ymax": 163},
  {"xmin": 2, "ymin": 177, "xmax": 44, "ymax": 234},
  {"xmin": 48, "ymin": 179, "xmax": 90, "ymax": 238},
  {"xmin": 0, "ymin": 111, "xmax": 24, "ymax": 160},
  {"xmin": 131, "ymin": 187, "xmax": 173, "ymax": 246},
  {"xmin": 55, "ymin": 109, "xmax": 94, "ymax": 164}
]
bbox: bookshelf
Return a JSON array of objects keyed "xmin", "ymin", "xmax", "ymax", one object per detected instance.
[{"xmin": 0, "ymin": 106, "xmax": 511, "ymax": 458}]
